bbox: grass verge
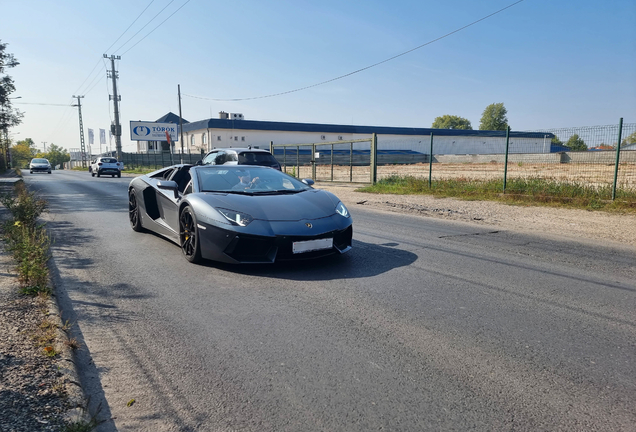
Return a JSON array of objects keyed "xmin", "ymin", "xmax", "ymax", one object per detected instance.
[
  {"xmin": 358, "ymin": 175, "xmax": 636, "ymax": 213},
  {"xmin": 0, "ymin": 181, "xmax": 51, "ymax": 295}
]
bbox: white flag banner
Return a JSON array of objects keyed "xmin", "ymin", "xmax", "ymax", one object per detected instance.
[
  {"xmin": 99, "ymin": 129, "xmax": 106, "ymax": 145},
  {"xmin": 88, "ymin": 128, "xmax": 94, "ymax": 145}
]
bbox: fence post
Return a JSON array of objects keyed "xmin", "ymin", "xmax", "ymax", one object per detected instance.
[
  {"xmin": 429, "ymin": 133, "xmax": 434, "ymax": 188},
  {"xmin": 330, "ymin": 143, "xmax": 334, "ymax": 181},
  {"xmin": 312, "ymin": 144, "xmax": 316, "ymax": 181},
  {"xmin": 296, "ymin": 146, "xmax": 299, "ymax": 178},
  {"xmin": 270, "ymin": 141, "xmax": 273, "ymax": 154},
  {"xmin": 283, "ymin": 146, "xmax": 287, "ymax": 173},
  {"xmin": 370, "ymin": 133, "xmax": 377, "ymax": 184},
  {"xmin": 350, "ymin": 142, "xmax": 353, "ymax": 182},
  {"xmin": 612, "ymin": 118, "xmax": 624, "ymax": 201},
  {"xmin": 503, "ymin": 126, "xmax": 510, "ymax": 193}
]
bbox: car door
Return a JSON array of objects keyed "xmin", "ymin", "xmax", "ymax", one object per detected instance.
[{"xmin": 157, "ymin": 167, "xmax": 191, "ymax": 234}]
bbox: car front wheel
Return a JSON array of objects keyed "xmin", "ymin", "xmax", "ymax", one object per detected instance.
[
  {"xmin": 128, "ymin": 189, "xmax": 144, "ymax": 232},
  {"xmin": 179, "ymin": 206, "xmax": 202, "ymax": 264}
]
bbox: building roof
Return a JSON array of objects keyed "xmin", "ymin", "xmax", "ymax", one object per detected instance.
[
  {"xmin": 155, "ymin": 112, "xmax": 188, "ymax": 124},
  {"xmin": 180, "ymin": 117, "xmax": 554, "ymax": 139}
]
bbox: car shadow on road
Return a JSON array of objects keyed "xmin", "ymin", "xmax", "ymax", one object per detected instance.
[{"xmin": 201, "ymin": 239, "xmax": 418, "ymax": 281}]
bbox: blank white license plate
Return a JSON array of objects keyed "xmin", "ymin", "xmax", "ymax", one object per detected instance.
[{"xmin": 293, "ymin": 238, "xmax": 333, "ymax": 254}]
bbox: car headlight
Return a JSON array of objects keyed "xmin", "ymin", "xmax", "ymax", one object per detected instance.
[
  {"xmin": 335, "ymin": 202, "xmax": 350, "ymax": 218},
  {"xmin": 216, "ymin": 208, "xmax": 254, "ymax": 226}
]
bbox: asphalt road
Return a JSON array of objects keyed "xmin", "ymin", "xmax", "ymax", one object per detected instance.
[{"xmin": 24, "ymin": 169, "xmax": 636, "ymax": 432}]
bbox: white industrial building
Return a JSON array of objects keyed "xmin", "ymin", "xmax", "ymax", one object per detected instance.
[{"xmin": 137, "ymin": 112, "xmax": 555, "ymax": 156}]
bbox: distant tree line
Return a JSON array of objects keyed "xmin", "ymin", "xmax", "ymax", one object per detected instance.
[
  {"xmin": 428, "ymin": 103, "xmax": 617, "ymax": 152},
  {"xmin": 11, "ymin": 138, "xmax": 70, "ymax": 169}
]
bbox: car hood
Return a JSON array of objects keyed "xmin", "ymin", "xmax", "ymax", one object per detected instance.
[{"xmin": 196, "ymin": 189, "xmax": 340, "ymax": 221}]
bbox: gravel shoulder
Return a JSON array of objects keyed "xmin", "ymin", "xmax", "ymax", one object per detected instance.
[{"xmin": 315, "ymin": 182, "xmax": 636, "ymax": 248}]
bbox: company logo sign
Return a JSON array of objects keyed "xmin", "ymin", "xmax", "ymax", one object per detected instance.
[
  {"xmin": 133, "ymin": 126, "xmax": 151, "ymax": 137},
  {"xmin": 130, "ymin": 121, "xmax": 179, "ymax": 142}
]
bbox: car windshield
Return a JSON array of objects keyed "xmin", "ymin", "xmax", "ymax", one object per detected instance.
[
  {"xmin": 32, "ymin": 158, "xmax": 48, "ymax": 164},
  {"xmin": 196, "ymin": 167, "xmax": 311, "ymax": 194},
  {"xmin": 238, "ymin": 152, "xmax": 279, "ymax": 167}
]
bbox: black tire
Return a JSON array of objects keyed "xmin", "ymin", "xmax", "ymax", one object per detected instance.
[
  {"xmin": 30, "ymin": 170, "xmax": 33, "ymax": 174},
  {"xmin": 48, "ymin": 171, "xmax": 52, "ymax": 174},
  {"xmin": 111, "ymin": 174, "xmax": 115, "ymax": 178},
  {"xmin": 128, "ymin": 189, "xmax": 144, "ymax": 232},
  {"xmin": 91, "ymin": 172, "xmax": 95, "ymax": 177},
  {"xmin": 117, "ymin": 172, "xmax": 121, "ymax": 178},
  {"xmin": 179, "ymin": 206, "xmax": 202, "ymax": 264},
  {"xmin": 97, "ymin": 171, "xmax": 101, "ymax": 177}
]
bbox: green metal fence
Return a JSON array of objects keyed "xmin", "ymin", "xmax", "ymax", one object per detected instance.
[
  {"xmin": 121, "ymin": 149, "xmax": 204, "ymax": 170},
  {"xmin": 270, "ymin": 135, "xmax": 377, "ymax": 184},
  {"xmin": 121, "ymin": 120, "xmax": 635, "ymax": 200}
]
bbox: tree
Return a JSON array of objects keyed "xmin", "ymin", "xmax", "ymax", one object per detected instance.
[
  {"xmin": 565, "ymin": 134, "xmax": 587, "ymax": 152},
  {"xmin": 11, "ymin": 138, "xmax": 37, "ymax": 168},
  {"xmin": 479, "ymin": 103, "xmax": 508, "ymax": 131},
  {"xmin": 1, "ymin": 41, "xmax": 23, "ymax": 132},
  {"xmin": 1, "ymin": 40, "xmax": 23, "ymax": 170},
  {"xmin": 38, "ymin": 144, "xmax": 70, "ymax": 169},
  {"xmin": 431, "ymin": 115, "xmax": 472, "ymax": 130},
  {"xmin": 551, "ymin": 136, "xmax": 564, "ymax": 146},
  {"xmin": 622, "ymin": 131, "xmax": 636, "ymax": 146}
]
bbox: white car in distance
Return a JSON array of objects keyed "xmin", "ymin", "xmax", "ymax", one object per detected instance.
[
  {"xmin": 90, "ymin": 157, "xmax": 123, "ymax": 178},
  {"xmin": 29, "ymin": 158, "xmax": 52, "ymax": 174}
]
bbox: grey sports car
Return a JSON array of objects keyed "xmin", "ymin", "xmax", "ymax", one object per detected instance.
[{"xmin": 128, "ymin": 164, "xmax": 353, "ymax": 264}]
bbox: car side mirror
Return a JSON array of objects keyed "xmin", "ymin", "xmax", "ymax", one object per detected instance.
[
  {"xmin": 196, "ymin": 160, "xmax": 203, "ymax": 166},
  {"xmin": 301, "ymin": 179, "xmax": 315, "ymax": 186},
  {"xmin": 157, "ymin": 180, "xmax": 179, "ymax": 198}
]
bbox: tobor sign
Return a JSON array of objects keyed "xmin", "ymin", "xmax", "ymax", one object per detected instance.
[{"xmin": 130, "ymin": 121, "xmax": 179, "ymax": 141}]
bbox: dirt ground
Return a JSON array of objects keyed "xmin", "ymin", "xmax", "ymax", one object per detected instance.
[
  {"xmin": 292, "ymin": 162, "xmax": 636, "ymax": 188},
  {"xmin": 315, "ymin": 182, "xmax": 636, "ymax": 248}
]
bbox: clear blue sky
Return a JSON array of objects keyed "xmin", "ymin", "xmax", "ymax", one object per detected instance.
[{"xmin": 4, "ymin": 0, "xmax": 635, "ymax": 153}]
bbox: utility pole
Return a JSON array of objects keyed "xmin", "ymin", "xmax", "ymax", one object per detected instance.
[
  {"xmin": 42, "ymin": 142, "xmax": 47, "ymax": 152},
  {"xmin": 104, "ymin": 54, "xmax": 122, "ymax": 160},
  {"xmin": 72, "ymin": 96, "xmax": 87, "ymax": 168},
  {"xmin": 178, "ymin": 84, "xmax": 184, "ymax": 164}
]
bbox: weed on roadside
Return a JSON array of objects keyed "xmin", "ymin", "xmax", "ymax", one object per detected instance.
[{"xmin": 1, "ymin": 182, "xmax": 51, "ymax": 295}]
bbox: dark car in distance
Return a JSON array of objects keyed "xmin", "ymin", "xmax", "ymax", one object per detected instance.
[
  {"xmin": 128, "ymin": 164, "xmax": 352, "ymax": 264},
  {"xmin": 199, "ymin": 147, "xmax": 281, "ymax": 170}
]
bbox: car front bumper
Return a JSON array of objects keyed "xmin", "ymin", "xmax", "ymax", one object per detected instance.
[
  {"xmin": 30, "ymin": 166, "xmax": 51, "ymax": 172},
  {"xmin": 198, "ymin": 215, "xmax": 353, "ymax": 264}
]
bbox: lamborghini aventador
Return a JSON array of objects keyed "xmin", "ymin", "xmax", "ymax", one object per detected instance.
[{"xmin": 128, "ymin": 164, "xmax": 353, "ymax": 264}]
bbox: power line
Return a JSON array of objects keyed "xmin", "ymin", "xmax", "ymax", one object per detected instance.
[
  {"xmin": 121, "ymin": 0, "xmax": 192, "ymax": 56},
  {"xmin": 72, "ymin": 0, "xmax": 157, "ymax": 96},
  {"xmin": 84, "ymin": 59, "xmax": 110, "ymax": 96},
  {"xmin": 113, "ymin": 0, "xmax": 177, "ymax": 53},
  {"xmin": 14, "ymin": 102, "xmax": 73, "ymax": 106},
  {"xmin": 73, "ymin": 58, "xmax": 103, "ymax": 95},
  {"xmin": 103, "ymin": 0, "xmax": 157, "ymax": 54},
  {"xmin": 184, "ymin": 0, "xmax": 525, "ymax": 102}
]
